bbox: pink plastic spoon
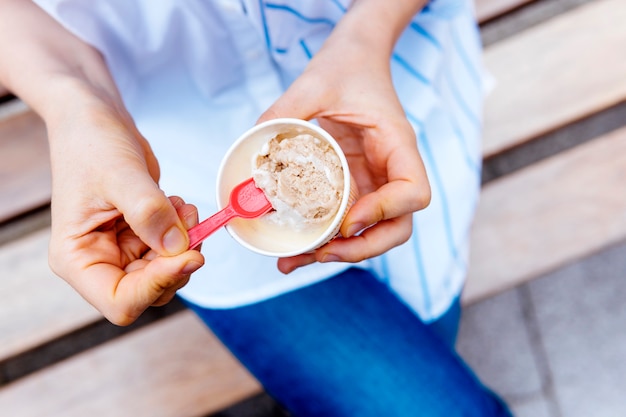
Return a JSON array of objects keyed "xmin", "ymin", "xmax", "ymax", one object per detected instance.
[{"xmin": 187, "ymin": 178, "xmax": 273, "ymax": 249}]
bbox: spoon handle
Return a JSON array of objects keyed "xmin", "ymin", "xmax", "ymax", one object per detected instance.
[{"xmin": 187, "ymin": 205, "xmax": 237, "ymax": 249}]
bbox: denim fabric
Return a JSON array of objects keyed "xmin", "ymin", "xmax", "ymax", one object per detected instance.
[
  {"xmin": 185, "ymin": 268, "xmax": 511, "ymax": 417},
  {"xmin": 429, "ymin": 293, "xmax": 462, "ymax": 349}
]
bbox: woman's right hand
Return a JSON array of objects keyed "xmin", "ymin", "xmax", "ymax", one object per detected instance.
[
  {"xmin": 45, "ymin": 83, "xmax": 205, "ymax": 325},
  {"xmin": 0, "ymin": 0, "xmax": 205, "ymax": 325}
]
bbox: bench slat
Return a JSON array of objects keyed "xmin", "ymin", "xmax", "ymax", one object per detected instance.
[
  {"xmin": 482, "ymin": 0, "xmax": 626, "ymax": 158},
  {"xmin": 475, "ymin": 0, "xmax": 534, "ymax": 22},
  {"xmin": 0, "ymin": 229, "xmax": 100, "ymax": 364},
  {"xmin": 0, "ymin": 311, "xmax": 262, "ymax": 417},
  {"xmin": 463, "ymin": 124, "xmax": 626, "ymax": 305},
  {"xmin": 0, "ymin": 108, "xmax": 50, "ymax": 223}
]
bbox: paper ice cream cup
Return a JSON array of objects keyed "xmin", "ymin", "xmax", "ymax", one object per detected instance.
[{"xmin": 216, "ymin": 118, "xmax": 358, "ymax": 257}]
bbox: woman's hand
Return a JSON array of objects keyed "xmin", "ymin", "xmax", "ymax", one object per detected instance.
[
  {"xmin": 259, "ymin": 0, "xmax": 430, "ymax": 274},
  {"xmin": 0, "ymin": 0, "xmax": 204, "ymax": 325},
  {"xmin": 46, "ymin": 87, "xmax": 205, "ymax": 325}
]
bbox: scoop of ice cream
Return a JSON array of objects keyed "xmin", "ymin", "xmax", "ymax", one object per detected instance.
[{"xmin": 252, "ymin": 132, "xmax": 344, "ymax": 231}]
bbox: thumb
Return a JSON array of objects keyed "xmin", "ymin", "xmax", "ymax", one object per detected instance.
[
  {"xmin": 110, "ymin": 167, "xmax": 189, "ymax": 256},
  {"xmin": 257, "ymin": 77, "xmax": 323, "ymax": 124}
]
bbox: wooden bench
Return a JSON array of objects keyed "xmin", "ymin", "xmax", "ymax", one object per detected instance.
[
  {"xmin": 464, "ymin": 0, "xmax": 626, "ymax": 303},
  {"xmin": 2, "ymin": 0, "xmax": 625, "ymax": 415},
  {"xmin": 0, "ymin": 102, "xmax": 49, "ymax": 224},
  {"xmin": 475, "ymin": 0, "xmax": 535, "ymax": 22}
]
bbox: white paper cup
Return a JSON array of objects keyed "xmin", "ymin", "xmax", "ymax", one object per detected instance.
[{"xmin": 216, "ymin": 118, "xmax": 357, "ymax": 257}]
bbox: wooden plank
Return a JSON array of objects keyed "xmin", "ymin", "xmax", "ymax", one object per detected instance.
[
  {"xmin": 482, "ymin": 0, "xmax": 626, "ymax": 158},
  {"xmin": 475, "ymin": 0, "xmax": 535, "ymax": 23},
  {"xmin": 0, "ymin": 106, "xmax": 51, "ymax": 223},
  {"xmin": 463, "ymin": 125, "xmax": 626, "ymax": 305},
  {"xmin": 0, "ymin": 311, "xmax": 262, "ymax": 417},
  {"xmin": 0, "ymin": 229, "xmax": 100, "ymax": 363}
]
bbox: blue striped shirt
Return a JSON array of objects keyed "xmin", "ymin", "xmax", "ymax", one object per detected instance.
[{"xmin": 35, "ymin": 0, "xmax": 484, "ymax": 322}]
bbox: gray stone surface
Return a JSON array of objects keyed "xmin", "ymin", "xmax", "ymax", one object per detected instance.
[
  {"xmin": 507, "ymin": 394, "xmax": 552, "ymax": 417},
  {"xmin": 458, "ymin": 239, "xmax": 626, "ymax": 417},
  {"xmin": 457, "ymin": 289, "xmax": 542, "ymax": 400},
  {"xmin": 529, "ymin": 241, "xmax": 626, "ymax": 417}
]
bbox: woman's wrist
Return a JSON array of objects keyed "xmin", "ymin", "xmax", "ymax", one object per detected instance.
[
  {"xmin": 0, "ymin": 0, "xmax": 122, "ymax": 122},
  {"xmin": 335, "ymin": 0, "xmax": 428, "ymax": 59},
  {"xmin": 7, "ymin": 40, "xmax": 124, "ymax": 127},
  {"xmin": 37, "ymin": 73, "xmax": 125, "ymax": 131}
]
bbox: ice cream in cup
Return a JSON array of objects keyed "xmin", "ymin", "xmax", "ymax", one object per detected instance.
[{"xmin": 216, "ymin": 118, "xmax": 358, "ymax": 257}]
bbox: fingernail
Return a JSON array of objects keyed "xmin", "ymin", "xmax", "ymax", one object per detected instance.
[
  {"xmin": 183, "ymin": 213, "xmax": 197, "ymax": 230},
  {"xmin": 171, "ymin": 197, "xmax": 184, "ymax": 208},
  {"xmin": 281, "ymin": 265, "xmax": 297, "ymax": 275},
  {"xmin": 163, "ymin": 226, "xmax": 187, "ymax": 254},
  {"xmin": 346, "ymin": 222, "xmax": 365, "ymax": 237},
  {"xmin": 182, "ymin": 260, "xmax": 203, "ymax": 275},
  {"xmin": 321, "ymin": 254, "xmax": 341, "ymax": 263}
]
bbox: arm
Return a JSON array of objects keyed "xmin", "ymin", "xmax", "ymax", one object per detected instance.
[
  {"xmin": 0, "ymin": 0, "xmax": 204, "ymax": 325},
  {"xmin": 259, "ymin": 0, "xmax": 431, "ymax": 273}
]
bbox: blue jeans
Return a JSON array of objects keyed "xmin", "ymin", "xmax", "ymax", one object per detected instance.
[{"xmin": 186, "ymin": 268, "xmax": 511, "ymax": 417}]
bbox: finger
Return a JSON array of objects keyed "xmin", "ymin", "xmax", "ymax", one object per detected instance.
[
  {"xmin": 84, "ymin": 250, "xmax": 204, "ymax": 326},
  {"xmin": 321, "ymin": 214, "xmax": 413, "ymax": 263},
  {"xmin": 341, "ymin": 177, "xmax": 430, "ymax": 238},
  {"xmin": 135, "ymin": 252, "xmax": 203, "ymax": 303},
  {"xmin": 176, "ymin": 199, "xmax": 202, "ymax": 251},
  {"xmin": 277, "ymin": 252, "xmax": 318, "ymax": 274},
  {"xmin": 108, "ymin": 169, "xmax": 189, "ymax": 257},
  {"xmin": 135, "ymin": 199, "xmax": 199, "ymax": 262},
  {"xmin": 151, "ymin": 275, "xmax": 191, "ymax": 306},
  {"xmin": 121, "ymin": 197, "xmax": 198, "ymax": 263},
  {"xmin": 169, "ymin": 195, "xmax": 185, "ymax": 209},
  {"xmin": 173, "ymin": 199, "xmax": 199, "ymax": 231},
  {"xmin": 124, "ymin": 195, "xmax": 201, "ymax": 293},
  {"xmin": 342, "ymin": 122, "xmax": 430, "ymax": 236},
  {"xmin": 257, "ymin": 77, "xmax": 323, "ymax": 123}
]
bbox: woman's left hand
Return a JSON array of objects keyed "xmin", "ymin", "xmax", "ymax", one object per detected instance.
[{"xmin": 258, "ymin": 3, "xmax": 431, "ymax": 273}]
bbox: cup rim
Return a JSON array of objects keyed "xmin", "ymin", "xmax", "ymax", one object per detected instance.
[{"xmin": 216, "ymin": 118, "xmax": 352, "ymax": 257}]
